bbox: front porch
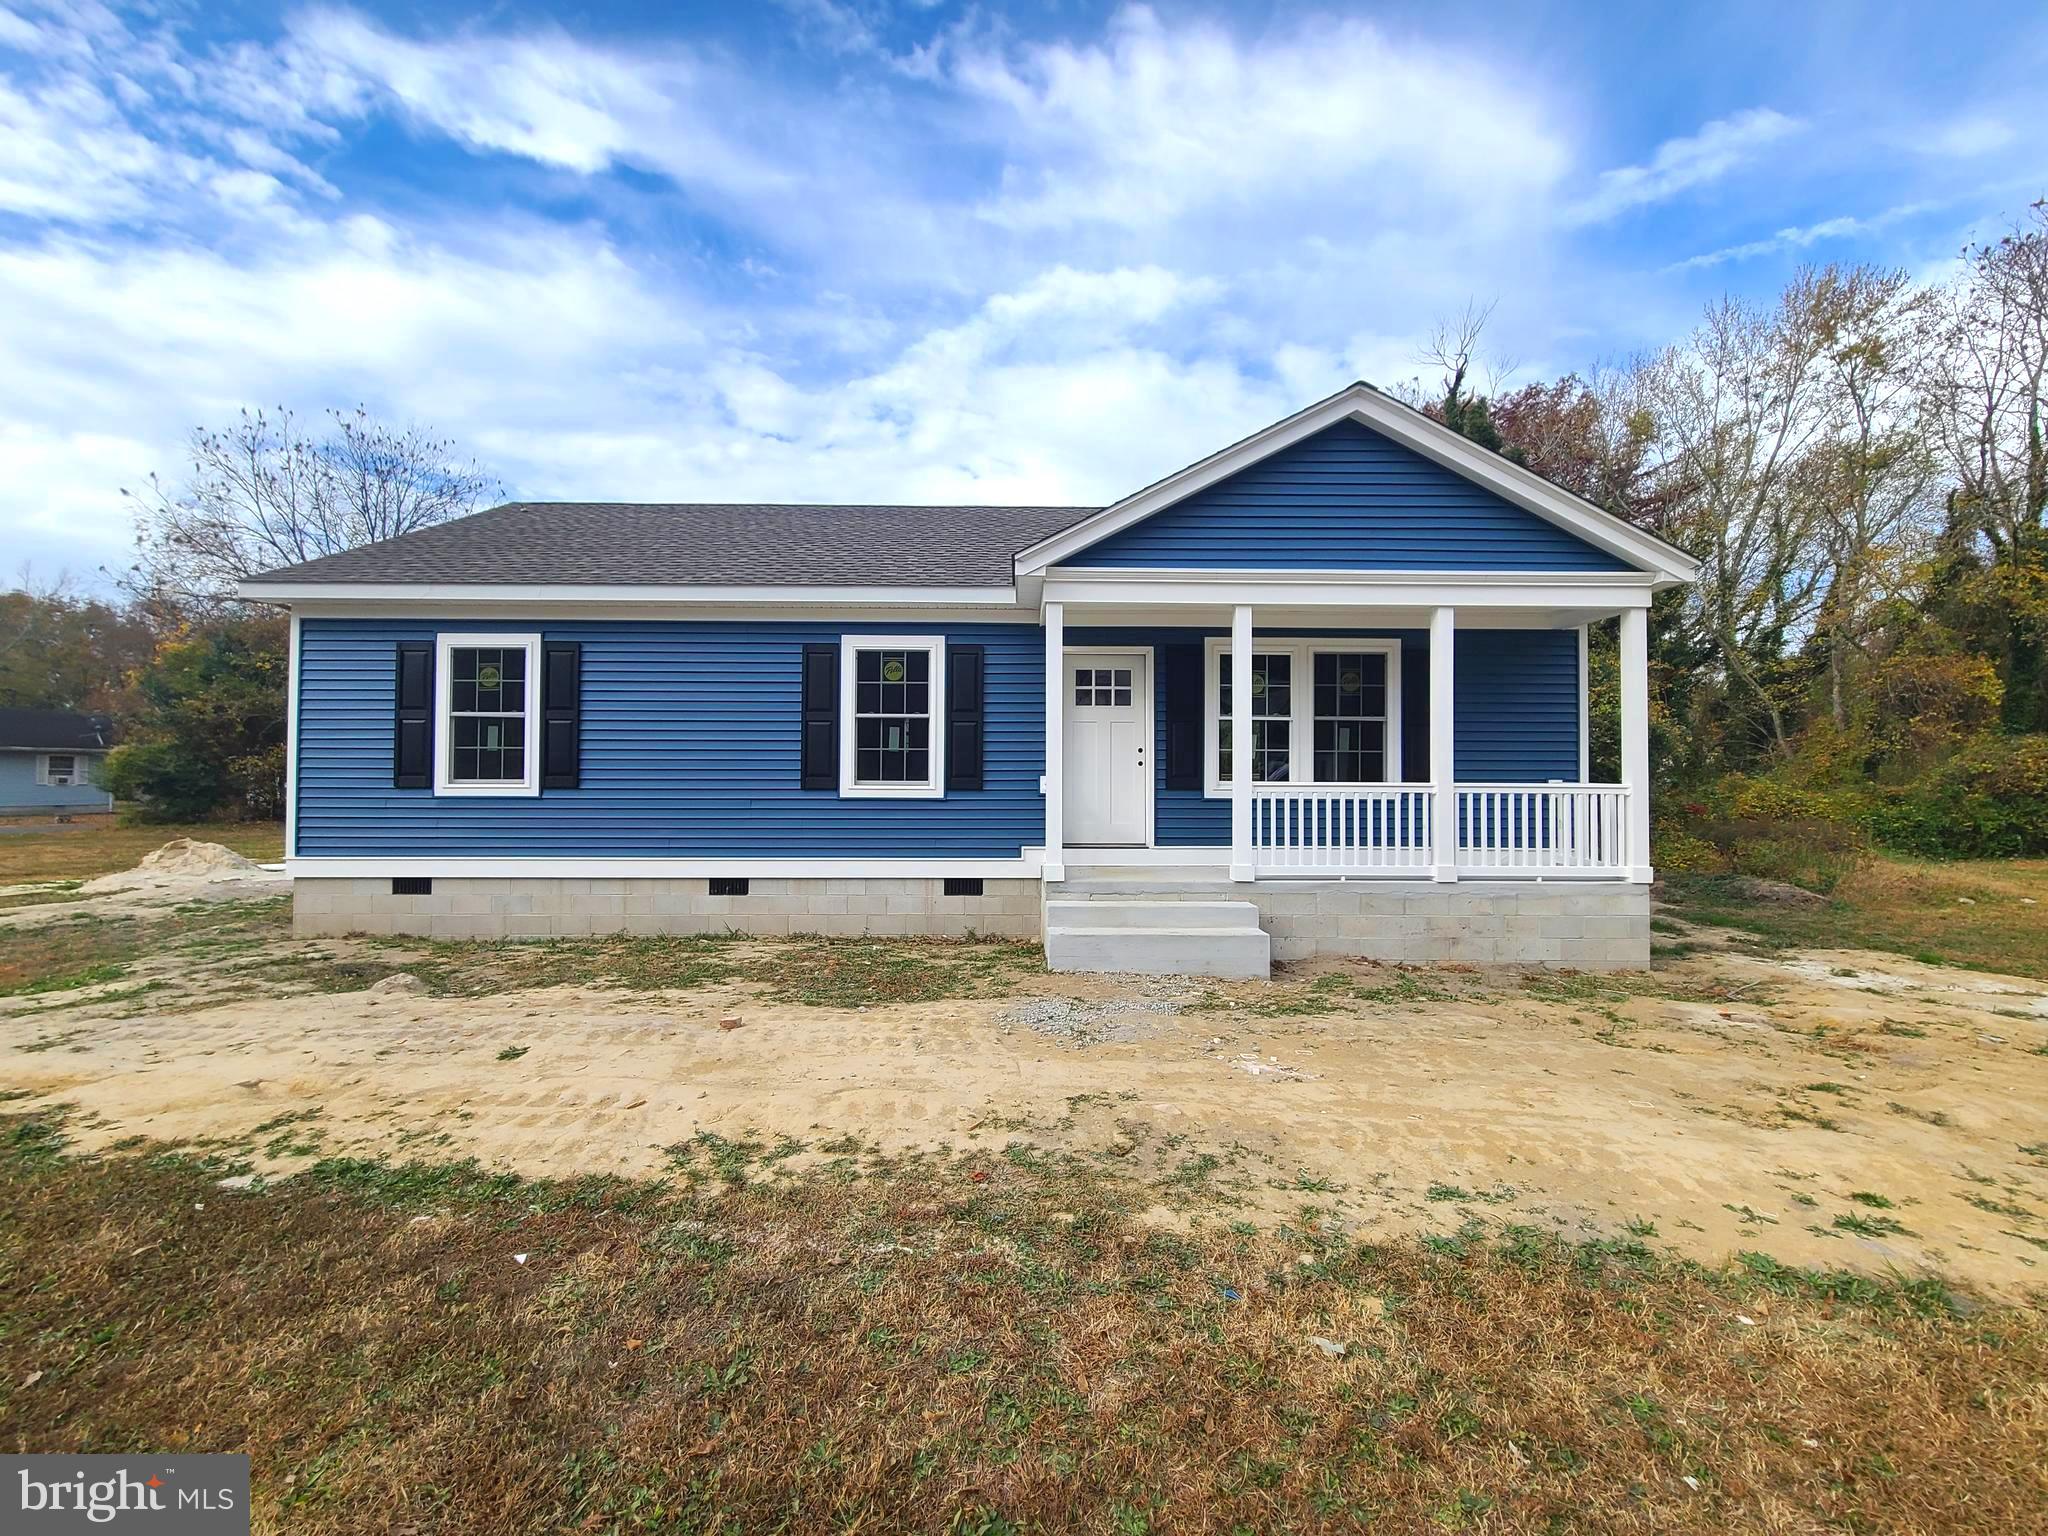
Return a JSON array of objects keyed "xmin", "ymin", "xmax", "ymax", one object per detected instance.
[{"xmin": 1036, "ymin": 572, "xmax": 1658, "ymax": 975}]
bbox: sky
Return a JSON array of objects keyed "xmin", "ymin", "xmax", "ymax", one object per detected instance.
[{"xmin": 1, "ymin": 0, "xmax": 2041, "ymax": 590}]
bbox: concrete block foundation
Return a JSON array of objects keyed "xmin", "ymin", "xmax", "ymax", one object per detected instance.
[
  {"xmin": 292, "ymin": 877, "xmax": 1041, "ymax": 942},
  {"xmin": 293, "ymin": 875, "xmax": 1651, "ymax": 969}
]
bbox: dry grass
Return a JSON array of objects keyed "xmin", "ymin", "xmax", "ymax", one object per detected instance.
[
  {"xmin": 0, "ymin": 818, "xmax": 283, "ymax": 886},
  {"xmin": 1663, "ymin": 855, "xmax": 2048, "ymax": 978},
  {"xmin": 1, "ymin": 1114, "xmax": 2041, "ymax": 1534}
]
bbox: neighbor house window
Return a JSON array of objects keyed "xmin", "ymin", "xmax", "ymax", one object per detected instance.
[
  {"xmin": 839, "ymin": 635, "xmax": 945, "ymax": 797},
  {"xmin": 435, "ymin": 633, "xmax": 541, "ymax": 796},
  {"xmin": 1205, "ymin": 638, "xmax": 1401, "ymax": 796},
  {"xmin": 37, "ymin": 753, "xmax": 79, "ymax": 786}
]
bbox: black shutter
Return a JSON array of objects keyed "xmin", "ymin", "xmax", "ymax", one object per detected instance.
[
  {"xmin": 800, "ymin": 643, "xmax": 838, "ymax": 789},
  {"xmin": 541, "ymin": 641, "xmax": 581, "ymax": 789},
  {"xmin": 393, "ymin": 642, "xmax": 434, "ymax": 788},
  {"xmin": 946, "ymin": 645, "xmax": 984, "ymax": 791},
  {"xmin": 1162, "ymin": 643, "xmax": 1203, "ymax": 790}
]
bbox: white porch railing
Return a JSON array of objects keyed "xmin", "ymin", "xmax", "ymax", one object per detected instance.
[
  {"xmin": 1248, "ymin": 786, "xmax": 1435, "ymax": 874},
  {"xmin": 1246, "ymin": 783, "xmax": 1631, "ymax": 878},
  {"xmin": 1456, "ymin": 784, "xmax": 1629, "ymax": 875}
]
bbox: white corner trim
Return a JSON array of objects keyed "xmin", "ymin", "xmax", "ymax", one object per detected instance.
[
  {"xmin": 838, "ymin": 634, "xmax": 946, "ymax": 798},
  {"xmin": 285, "ymin": 854, "xmax": 1047, "ymax": 879},
  {"xmin": 1200, "ymin": 635, "xmax": 1403, "ymax": 797},
  {"xmin": 433, "ymin": 632, "xmax": 542, "ymax": 797},
  {"xmin": 285, "ymin": 612, "xmax": 300, "ymax": 856},
  {"xmin": 1014, "ymin": 383, "xmax": 1698, "ymax": 583}
]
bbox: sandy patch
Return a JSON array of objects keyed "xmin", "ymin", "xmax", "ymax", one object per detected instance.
[
  {"xmin": 0, "ymin": 838, "xmax": 288, "ymax": 929},
  {"xmin": 5, "ymin": 910, "xmax": 2046, "ymax": 1297}
]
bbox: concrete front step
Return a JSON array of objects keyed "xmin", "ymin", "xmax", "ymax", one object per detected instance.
[
  {"xmin": 1045, "ymin": 899, "xmax": 1254, "ymax": 930},
  {"xmin": 1051, "ymin": 877, "xmax": 1242, "ymax": 900},
  {"xmin": 1044, "ymin": 898, "xmax": 1270, "ymax": 979}
]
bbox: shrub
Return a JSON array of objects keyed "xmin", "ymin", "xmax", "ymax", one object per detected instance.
[
  {"xmin": 1651, "ymin": 829, "xmax": 1721, "ymax": 874},
  {"xmin": 100, "ymin": 741, "xmax": 226, "ymax": 822},
  {"xmin": 1861, "ymin": 735, "xmax": 2048, "ymax": 858}
]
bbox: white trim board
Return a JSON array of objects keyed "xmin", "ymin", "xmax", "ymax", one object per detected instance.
[
  {"xmin": 1015, "ymin": 383, "xmax": 1698, "ymax": 585},
  {"xmin": 286, "ymin": 854, "xmax": 1047, "ymax": 879},
  {"xmin": 1039, "ymin": 569, "xmax": 1655, "ymax": 615}
]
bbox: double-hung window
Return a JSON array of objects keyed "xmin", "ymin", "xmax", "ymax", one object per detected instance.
[
  {"xmin": 1205, "ymin": 638, "xmax": 1400, "ymax": 795},
  {"xmin": 840, "ymin": 636, "xmax": 945, "ymax": 797},
  {"xmin": 435, "ymin": 633, "xmax": 541, "ymax": 796},
  {"xmin": 37, "ymin": 753, "xmax": 79, "ymax": 786}
]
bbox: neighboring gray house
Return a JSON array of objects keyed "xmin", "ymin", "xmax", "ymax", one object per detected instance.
[{"xmin": 0, "ymin": 708, "xmax": 115, "ymax": 815}]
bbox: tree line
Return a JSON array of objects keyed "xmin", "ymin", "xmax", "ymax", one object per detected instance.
[
  {"xmin": 1411, "ymin": 202, "xmax": 2048, "ymax": 881},
  {"xmin": 4, "ymin": 202, "xmax": 2044, "ymax": 877}
]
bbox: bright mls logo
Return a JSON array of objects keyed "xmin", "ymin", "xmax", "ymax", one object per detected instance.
[{"xmin": 6, "ymin": 1455, "xmax": 249, "ymax": 1534}]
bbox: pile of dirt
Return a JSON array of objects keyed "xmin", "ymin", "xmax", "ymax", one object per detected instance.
[{"xmin": 80, "ymin": 839, "xmax": 270, "ymax": 894}]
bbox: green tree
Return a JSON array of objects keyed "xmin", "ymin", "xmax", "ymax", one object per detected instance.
[{"xmin": 99, "ymin": 614, "xmax": 287, "ymax": 821}]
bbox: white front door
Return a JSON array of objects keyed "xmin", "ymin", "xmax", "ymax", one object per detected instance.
[{"xmin": 1064, "ymin": 650, "xmax": 1150, "ymax": 846}]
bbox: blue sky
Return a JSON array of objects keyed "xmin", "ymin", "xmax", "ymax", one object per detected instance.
[{"xmin": 2, "ymin": 0, "xmax": 2040, "ymax": 587}]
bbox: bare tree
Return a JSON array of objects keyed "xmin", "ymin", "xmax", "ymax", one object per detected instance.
[
  {"xmin": 1801, "ymin": 267, "xmax": 1939, "ymax": 727},
  {"xmin": 1921, "ymin": 201, "xmax": 2048, "ymax": 566},
  {"xmin": 1637, "ymin": 269, "xmax": 1847, "ymax": 754},
  {"xmin": 123, "ymin": 407, "xmax": 500, "ymax": 606}
]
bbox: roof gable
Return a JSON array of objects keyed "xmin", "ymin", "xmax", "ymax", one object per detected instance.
[
  {"xmin": 1063, "ymin": 417, "xmax": 1630, "ymax": 572},
  {"xmin": 1018, "ymin": 383, "xmax": 1697, "ymax": 584}
]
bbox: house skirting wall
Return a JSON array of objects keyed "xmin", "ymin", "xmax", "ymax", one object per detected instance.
[
  {"xmin": 295, "ymin": 873, "xmax": 1647, "ymax": 968},
  {"xmin": 290, "ymin": 876, "xmax": 1042, "ymax": 941},
  {"xmin": 1241, "ymin": 880, "xmax": 1649, "ymax": 969}
]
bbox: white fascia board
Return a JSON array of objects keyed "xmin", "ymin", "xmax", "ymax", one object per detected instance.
[
  {"xmin": 1041, "ymin": 568, "xmax": 1655, "ymax": 611},
  {"xmin": 287, "ymin": 853, "xmax": 1047, "ymax": 879},
  {"xmin": 237, "ymin": 581, "xmax": 1022, "ymax": 608},
  {"xmin": 1013, "ymin": 383, "xmax": 1699, "ymax": 583}
]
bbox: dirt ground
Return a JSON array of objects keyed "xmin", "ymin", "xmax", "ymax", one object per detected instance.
[{"xmin": 4, "ymin": 879, "xmax": 2046, "ymax": 1298}]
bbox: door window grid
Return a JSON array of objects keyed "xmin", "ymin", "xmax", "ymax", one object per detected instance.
[{"xmin": 1074, "ymin": 667, "xmax": 1133, "ymax": 707}]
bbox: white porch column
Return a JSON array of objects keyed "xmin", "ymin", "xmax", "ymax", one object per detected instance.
[
  {"xmin": 1043, "ymin": 601, "xmax": 1065, "ymax": 883},
  {"xmin": 1429, "ymin": 606, "xmax": 1457, "ymax": 881},
  {"xmin": 1619, "ymin": 605, "xmax": 1654, "ymax": 883},
  {"xmin": 1230, "ymin": 603, "xmax": 1254, "ymax": 882}
]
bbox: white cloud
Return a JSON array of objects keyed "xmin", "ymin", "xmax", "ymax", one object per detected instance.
[
  {"xmin": 950, "ymin": 5, "xmax": 1569, "ymax": 234},
  {"xmin": 1566, "ymin": 108, "xmax": 1802, "ymax": 226},
  {"xmin": 1919, "ymin": 113, "xmax": 2014, "ymax": 158},
  {"xmin": 1667, "ymin": 200, "xmax": 1939, "ymax": 270}
]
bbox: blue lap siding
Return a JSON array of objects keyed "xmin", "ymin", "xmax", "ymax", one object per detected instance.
[
  {"xmin": 294, "ymin": 619, "xmax": 1046, "ymax": 859},
  {"xmin": 1069, "ymin": 626, "xmax": 1582, "ymax": 847},
  {"xmin": 0, "ymin": 752, "xmax": 113, "ymax": 814},
  {"xmin": 1066, "ymin": 420, "xmax": 1629, "ymax": 571}
]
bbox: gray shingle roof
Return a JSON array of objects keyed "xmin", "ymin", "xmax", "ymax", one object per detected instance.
[
  {"xmin": 247, "ymin": 502, "xmax": 1100, "ymax": 588},
  {"xmin": 0, "ymin": 708, "xmax": 112, "ymax": 751}
]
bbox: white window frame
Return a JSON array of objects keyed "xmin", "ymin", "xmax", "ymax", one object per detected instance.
[
  {"xmin": 839, "ymin": 634, "xmax": 946, "ymax": 799},
  {"xmin": 434, "ymin": 632, "xmax": 542, "ymax": 797},
  {"xmin": 1203, "ymin": 636, "xmax": 1402, "ymax": 797},
  {"xmin": 37, "ymin": 753, "xmax": 81, "ymax": 787}
]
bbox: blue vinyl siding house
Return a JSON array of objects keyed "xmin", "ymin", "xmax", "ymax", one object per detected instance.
[
  {"xmin": 245, "ymin": 385, "xmax": 1696, "ymax": 975},
  {"xmin": 0, "ymin": 708, "xmax": 114, "ymax": 816}
]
